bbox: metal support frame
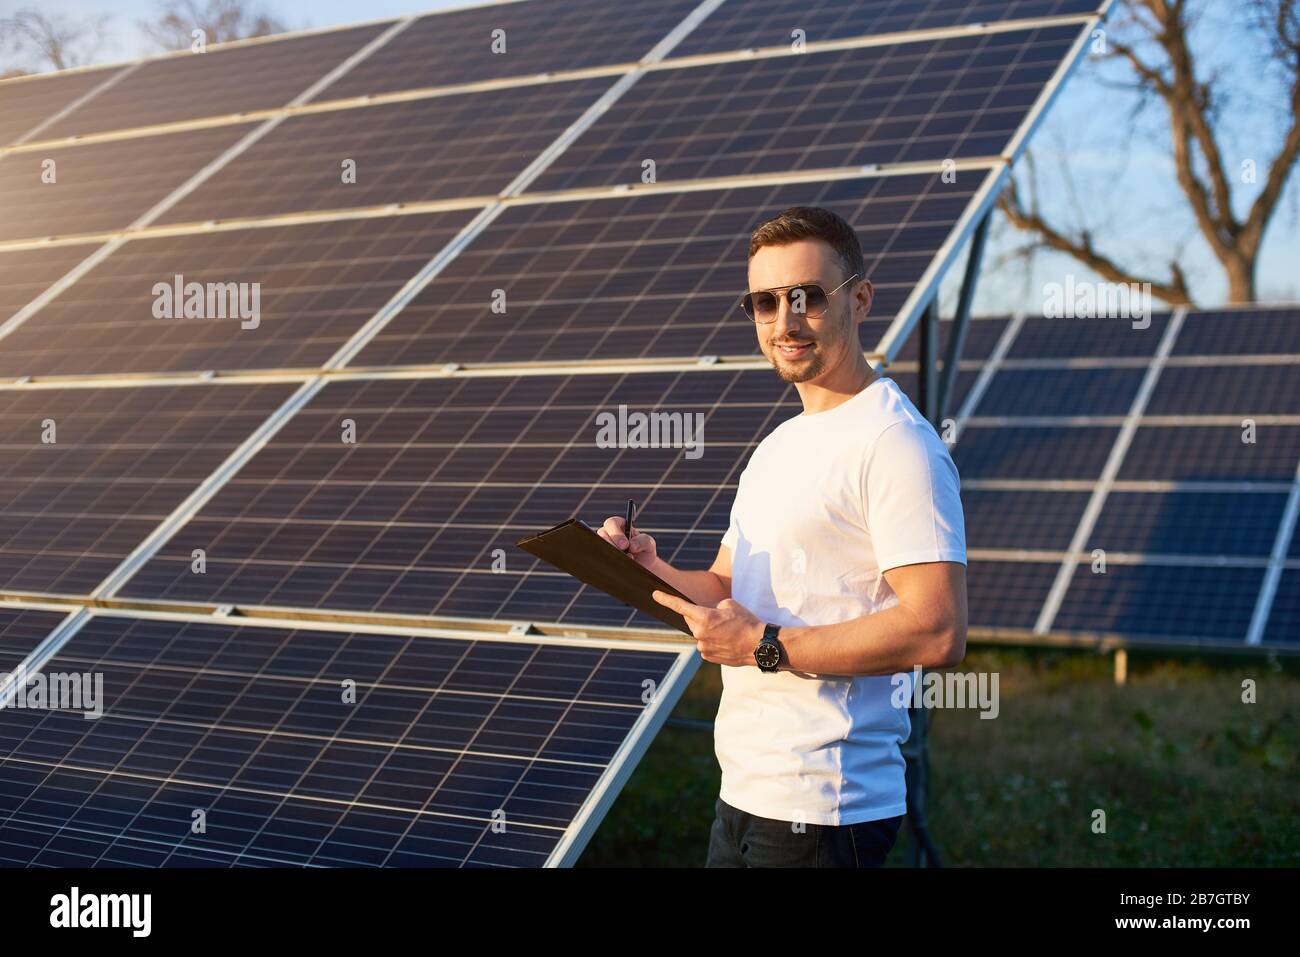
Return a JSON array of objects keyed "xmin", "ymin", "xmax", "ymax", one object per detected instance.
[{"xmin": 904, "ymin": 209, "xmax": 990, "ymax": 868}]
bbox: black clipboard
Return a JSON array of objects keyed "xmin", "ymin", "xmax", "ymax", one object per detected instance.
[{"xmin": 516, "ymin": 519, "xmax": 694, "ymax": 635}]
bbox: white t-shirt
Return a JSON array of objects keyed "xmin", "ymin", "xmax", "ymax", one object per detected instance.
[{"xmin": 717, "ymin": 375, "xmax": 966, "ymax": 826}]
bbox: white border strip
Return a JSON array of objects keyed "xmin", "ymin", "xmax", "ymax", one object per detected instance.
[
  {"xmin": 1245, "ymin": 458, "xmax": 1300, "ymax": 645},
  {"xmin": 547, "ymin": 647, "xmax": 699, "ymax": 867},
  {"xmin": 1033, "ymin": 306, "xmax": 1188, "ymax": 634}
]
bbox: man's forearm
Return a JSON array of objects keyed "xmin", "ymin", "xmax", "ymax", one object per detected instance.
[
  {"xmin": 780, "ymin": 603, "xmax": 962, "ymax": 676},
  {"xmin": 647, "ymin": 557, "xmax": 730, "ymax": 607}
]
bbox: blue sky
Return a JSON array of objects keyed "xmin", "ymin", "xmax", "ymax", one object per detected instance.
[{"xmin": 10, "ymin": 0, "xmax": 1300, "ymax": 316}]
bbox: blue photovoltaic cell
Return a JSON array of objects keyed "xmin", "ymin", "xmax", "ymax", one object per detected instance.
[
  {"xmin": 530, "ymin": 25, "xmax": 1082, "ymax": 192},
  {"xmin": 1008, "ymin": 314, "xmax": 1171, "ymax": 358},
  {"xmin": 971, "ymin": 366, "xmax": 1144, "ymax": 417},
  {"xmin": 1053, "ymin": 563, "xmax": 1265, "ymax": 641},
  {"xmin": 0, "ymin": 244, "xmax": 106, "ymax": 334},
  {"xmin": 1088, "ymin": 491, "xmax": 1289, "ymax": 557},
  {"xmin": 0, "ymin": 608, "xmax": 71, "ymax": 666},
  {"xmin": 1146, "ymin": 364, "xmax": 1300, "ymax": 415},
  {"xmin": 1117, "ymin": 425, "xmax": 1300, "ymax": 482},
  {"xmin": 1173, "ymin": 307, "xmax": 1300, "ymax": 356},
  {"xmin": 313, "ymin": 0, "xmax": 701, "ymax": 101},
  {"xmin": 0, "ymin": 615, "xmax": 681, "ymax": 867},
  {"xmin": 0, "ymin": 382, "xmax": 295, "ymax": 596},
  {"xmin": 0, "ymin": 67, "xmax": 122, "ymax": 146},
  {"xmin": 952, "ymin": 425, "xmax": 1119, "ymax": 480},
  {"xmin": 672, "ymin": 0, "xmax": 1103, "ymax": 58},
  {"xmin": 39, "ymin": 24, "xmax": 391, "ymax": 140},
  {"xmin": 0, "ymin": 124, "xmax": 254, "ymax": 243},
  {"xmin": 962, "ymin": 489, "xmax": 1089, "ymax": 550},
  {"xmin": 1264, "ymin": 571, "xmax": 1299, "ymax": 643},
  {"xmin": 117, "ymin": 370, "xmax": 800, "ymax": 625},
  {"xmin": 156, "ymin": 78, "xmax": 613, "ymax": 224},
  {"xmin": 965, "ymin": 560, "xmax": 1059, "ymax": 630}
]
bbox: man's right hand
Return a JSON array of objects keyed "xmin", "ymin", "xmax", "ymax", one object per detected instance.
[{"xmin": 598, "ymin": 516, "xmax": 658, "ymax": 569}]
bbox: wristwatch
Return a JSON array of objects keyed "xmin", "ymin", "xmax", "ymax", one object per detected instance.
[{"xmin": 754, "ymin": 623, "xmax": 783, "ymax": 673}]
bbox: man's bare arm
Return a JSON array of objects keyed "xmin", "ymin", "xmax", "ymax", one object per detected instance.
[
  {"xmin": 647, "ymin": 545, "xmax": 732, "ymax": 608},
  {"xmin": 779, "ymin": 562, "xmax": 966, "ymax": 674}
]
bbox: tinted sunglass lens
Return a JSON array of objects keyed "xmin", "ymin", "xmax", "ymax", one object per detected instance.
[
  {"xmin": 751, "ymin": 291, "xmax": 779, "ymax": 321},
  {"xmin": 799, "ymin": 285, "xmax": 829, "ymax": 316}
]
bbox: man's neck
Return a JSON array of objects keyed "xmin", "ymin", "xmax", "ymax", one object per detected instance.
[{"xmin": 794, "ymin": 355, "xmax": 878, "ymax": 415}]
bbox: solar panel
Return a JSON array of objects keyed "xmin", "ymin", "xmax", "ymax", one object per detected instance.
[
  {"xmin": 529, "ymin": 25, "xmax": 1083, "ymax": 193},
  {"xmin": 0, "ymin": 245, "xmax": 106, "ymax": 326},
  {"xmin": 115, "ymin": 370, "xmax": 794, "ymax": 626},
  {"xmin": 312, "ymin": 0, "xmax": 703, "ymax": 101},
  {"xmin": 0, "ymin": 124, "xmax": 254, "ymax": 243},
  {"xmin": 965, "ymin": 560, "xmax": 1060, "ymax": 630},
  {"xmin": 963, "ymin": 489, "xmax": 1089, "ymax": 550},
  {"xmin": 1264, "ymin": 571, "xmax": 1300, "ymax": 644},
  {"xmin": 952, "ymin": 425, "xmax": 1120, "ymax": 479},
  {"xmin": 1173, "ymin": 305, "xmax": 1300, "ymax": 356},
  {"xmin": 1007, "ymin": 312, "xmax": 1171, "ymax": 358},
  {"xmin": 672, "ymin": 0, "xmax": 1104, "ymax": 58},
  {"xmin": 1053, "ymin": 563, "xmax": 1266, "ymax": 641},
  {"xmin": 0, "ymin": 211, "xmax": 478, "ymax": 378},
  {"xmin": 37, "ymin": 25, "xmax": 392, "ymax": 141},
  {"xmin": 1146, "ymin": 364, "xmax": 1300, "ymax": 415},
  {"xmin": 1087, "ymin": 491, "xmax": 1289, "ymax": 557},
  {"xmin": 1116, "ymin": 425, "xmax": 1300, "ymax": 481},
  {"xmin": 348, "ymin": 171, "xmax": 989, "ymax": 368},
  {"xmin": 971, "ymin": 366, "xmax": 1144, "ymax": 417},
  {"xmin": 0, "ymin": 614, "xmax": 689, "ymax": 867},
  {"xmin": 156, "ymin": 79, "xmax": 616, "ymax": 225},
  {"xmin": 0, "ymin": 607, "xmax": 73, "ymax": 665},
  {"xmin": 0, "ymin": 382, "xmax": 295, "ymax": 595},
  {"xmin": 0, "ymin": 67, "xmax": 122, "ymax": 146},
  {"xmin": 938, "ymin": 305, "xmax": 1299, "ymax": 647}
]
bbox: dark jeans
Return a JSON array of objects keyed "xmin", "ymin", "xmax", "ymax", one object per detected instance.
[{"xmin": 706, "ymin": 796, "xmax": 904, "ymax": 868}]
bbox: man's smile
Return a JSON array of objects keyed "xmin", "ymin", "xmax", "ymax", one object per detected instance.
[{"xmin": 772, "ymin": 339, "xmax": 815, "ymax": 359}]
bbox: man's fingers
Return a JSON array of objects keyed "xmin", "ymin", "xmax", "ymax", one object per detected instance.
[
  {"xmin": 627, "ymin": 532, "xmax": 654, "ymax": 555},
  {"xmin": 652, "ymin": 590, "xmax": 704, "ymax": 620},
  {"xmin": 599, "ymin": 516, "xmax": 630, "ymax": 549}
]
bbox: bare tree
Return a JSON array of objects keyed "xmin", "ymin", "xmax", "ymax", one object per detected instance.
[
  {"xmin": 138, "ymin": 0, "xmax": 288, "ymax": 52},
  {"xmin": 0, "ymin": 8, "xmax": 111, "ymax": 75},
  {"xmin": 999, "ymin": 0, "xmax": 1300, "ymax": 305}
]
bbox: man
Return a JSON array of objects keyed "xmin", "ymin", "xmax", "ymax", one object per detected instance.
[{"xmin": 598, "ymin": 206, "xmax": 967, "ymax": 868}]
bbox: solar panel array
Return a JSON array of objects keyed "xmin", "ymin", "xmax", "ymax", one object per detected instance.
[
  {"xmin": 0, "ymin": 0, "xmax": 1204, "ymax": 868},
  {"xmin": 944, "ymin": 307, "xmax": 1300, "ymax": 645}
]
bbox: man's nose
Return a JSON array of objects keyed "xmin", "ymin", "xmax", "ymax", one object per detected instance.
[{"xmin": 771, "ymin": 294, "xmax": 805, "ymax": 338}]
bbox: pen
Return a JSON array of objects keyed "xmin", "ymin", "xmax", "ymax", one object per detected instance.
[{"xmin": 625, "ymin": 498, "xmax": 637, "ymax": 548}]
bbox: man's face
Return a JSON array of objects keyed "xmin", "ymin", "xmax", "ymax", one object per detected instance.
[{"xmin": 746, "ymin": 239, "xmax": 868, "ymax": 384}]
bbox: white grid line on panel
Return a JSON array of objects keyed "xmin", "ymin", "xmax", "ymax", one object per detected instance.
[{"xmin": 1033, "ymin": 306, "xmax": 1188, "ymax": 634}]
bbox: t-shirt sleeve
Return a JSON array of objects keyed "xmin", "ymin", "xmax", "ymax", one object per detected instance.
[
  {"xmin": 864, "ymin": 419, "xmax": 966, "ymax": 572},
  {"xmin": 721, "ymin": 520, "xmax": 738, "ymax": 551}
]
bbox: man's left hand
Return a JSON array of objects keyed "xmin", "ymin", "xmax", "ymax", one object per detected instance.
[{"xmin": 651, "ymin": 591, "xmax": 764, "ymax": 667}]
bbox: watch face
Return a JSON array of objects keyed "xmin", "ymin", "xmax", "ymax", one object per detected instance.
[{"xmin": 755, "ymin": 641, "xmax": 780, "ymax": 669}]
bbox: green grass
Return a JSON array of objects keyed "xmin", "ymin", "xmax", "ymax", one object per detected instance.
[{"xmin": 577, "ymin": 647, "xmax": 1300, "ymax": 867}]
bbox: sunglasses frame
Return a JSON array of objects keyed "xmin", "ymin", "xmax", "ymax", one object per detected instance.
[{"xmin": 739, "ymin": 272, "xmax": 861, "ymax": 323}]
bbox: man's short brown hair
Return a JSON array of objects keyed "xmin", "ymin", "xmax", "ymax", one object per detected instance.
[{"xmin": 748, "ymin": 206, "xmax": 864, "ymax": 285}]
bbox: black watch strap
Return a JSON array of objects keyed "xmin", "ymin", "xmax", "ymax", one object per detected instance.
[{"xmin": 755, "ymin": 623, "xmax": 783, "ymax": 672}]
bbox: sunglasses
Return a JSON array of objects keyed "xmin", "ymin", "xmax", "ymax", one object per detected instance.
[{"xmin": 739, "ymin": 273, "xmax": 860, "ymax": 323}]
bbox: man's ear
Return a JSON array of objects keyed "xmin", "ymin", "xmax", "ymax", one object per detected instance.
[{"xmin": 853, "ymin": 279, "xmax": 874, "ymax": 324}]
